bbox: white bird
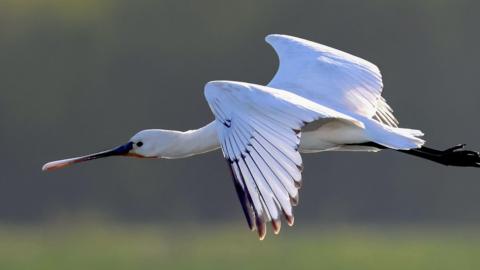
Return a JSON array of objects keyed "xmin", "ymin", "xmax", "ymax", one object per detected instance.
[{"xmin": 43, "ymin": 34, "xmax": 480, "ymax": 239}]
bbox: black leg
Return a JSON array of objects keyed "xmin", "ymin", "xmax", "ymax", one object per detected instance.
[{"xmin": 353, "ymin": 142, "xmax": 480, "ymax": 168}]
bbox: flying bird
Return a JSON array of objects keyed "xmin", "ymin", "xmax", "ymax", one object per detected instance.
[{"xmin": 42, "ymin": 34, "xmax": 480, "ymax": 239}]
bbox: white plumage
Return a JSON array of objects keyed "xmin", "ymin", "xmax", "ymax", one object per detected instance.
[
  {"xmin": 204, "ymin": 80, "xmax": 368, "ymax": 235},
  {"xmin": 266, "ymin": 34, "xmax": 396, "ymax": 126},
  {"xmin": 45, "ymin": 34, "xmax": 480, "ymax": 240},
  {"xmin": 204, "ymin": 35, "xmax": 425, "ymax": 239}
]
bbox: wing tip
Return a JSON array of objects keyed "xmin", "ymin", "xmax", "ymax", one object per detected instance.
[
  {"xmin": 256, "ymin": 219, "xmax": 267, "ymax": 240},
  {"xmin": 286, "ymin": 215, "xmax": 295, "ymax": 226},
  {"xmin": 272, "ymin": 219, "xmax": 281, "ymax": 235},
  {"xmin": 254, "ymin": 217, "xmax": 291, "ymax": 239}
]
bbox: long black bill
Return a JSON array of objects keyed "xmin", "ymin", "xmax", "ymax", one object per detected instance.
[{"xmin": 42, "ymin": 142, "xmax": 134, "ymax": 171}]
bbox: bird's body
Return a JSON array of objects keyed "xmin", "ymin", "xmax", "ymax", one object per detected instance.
[
  {"xmin": 121, "ymin": 115, "xmax": 370, "ymax": 159},
  {"xmin": 43, "ymin": 34, "xmax": 480, "ymax": 240}
]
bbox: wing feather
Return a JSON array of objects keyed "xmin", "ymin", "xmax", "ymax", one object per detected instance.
[
  {"xmin": 250, "ymin": 139, "xmax": 298, "ymax": 199},
  {"xmin": 266, "ymin": 34, "xmax": 398, "ymax": 127},
  {"xmin": 205, "ymin": 80, "xmax": 364, "ymax": 239},
  {"xmin": 228, "ymin": 161, "xmax": 255, "ymax": 230}
]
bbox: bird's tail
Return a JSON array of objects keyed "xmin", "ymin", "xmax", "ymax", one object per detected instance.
[
  {"xmin": 358, "ymin": 117, "xmax": 479, "ymax": 167},
  {"xmin": 364, "ymin": 118, "xmax": 425, "ymax": 150}
]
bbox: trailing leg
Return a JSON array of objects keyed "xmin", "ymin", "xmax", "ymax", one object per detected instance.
[{"xmin": 354, "ymin": 142, "xmax": 480, "ymax": 168}]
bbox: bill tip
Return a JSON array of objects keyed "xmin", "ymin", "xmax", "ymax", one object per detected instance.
[
  {"xmin": 42, "ymin": 162, "xmax": 57, "ymax": 171},
  {"xmin": 41, "ymin": 159, "xmax": 73, "ymax": 172}
]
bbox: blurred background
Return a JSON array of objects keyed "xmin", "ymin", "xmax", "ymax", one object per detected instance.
[{"xmin": 1, "ymin": 0, "xmax": 480, "ymax": 269}]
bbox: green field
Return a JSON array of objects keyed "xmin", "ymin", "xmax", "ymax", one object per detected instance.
[{"xmin": 1, "ymin": 223, "xmax": 480, "ymax": 270}]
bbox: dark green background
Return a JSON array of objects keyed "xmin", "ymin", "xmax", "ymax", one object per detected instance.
[{"xmin": 1, "ymin": 0, "xmax": 480, "ymax": 226}]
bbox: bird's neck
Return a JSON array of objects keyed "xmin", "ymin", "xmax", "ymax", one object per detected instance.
[{"xmin": 160, "ymin": 121, "xmax": 220, "ymax": 159}]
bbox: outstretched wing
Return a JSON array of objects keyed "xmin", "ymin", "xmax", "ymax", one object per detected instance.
[
  {"xmin": 204, "ymin": 80, "xmax": 364, "ymax": 239},
  {"xmin": 266, "ymin": 34, "xmax": 398, "ymax": 127}
]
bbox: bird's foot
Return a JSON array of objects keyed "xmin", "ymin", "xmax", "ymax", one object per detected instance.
[{"xmin": 439, "ymin": 144, "xmax": 480, "ymax": 167}]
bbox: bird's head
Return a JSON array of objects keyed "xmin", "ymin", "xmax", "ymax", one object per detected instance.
[
  {"xmin": 42, "ymin": 129, "xmax": 177, "ymax": 171},
  {"xmin": 128, "ymin": 129, "xmax": 179, "ymax": 158}
]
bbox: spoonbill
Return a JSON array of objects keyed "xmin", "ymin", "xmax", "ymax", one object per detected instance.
[{"xmin": 43, "ymin": 34, "xmax": 480, "ymax": 239}]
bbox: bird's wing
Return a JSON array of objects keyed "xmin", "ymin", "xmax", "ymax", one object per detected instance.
[
  {"xmin": 266, "ymin": 34, "xmax": 398, "ymax": 127},
  {"xmin": 204, "ymin": 80, "xmax": 363, "ymax": 239}
]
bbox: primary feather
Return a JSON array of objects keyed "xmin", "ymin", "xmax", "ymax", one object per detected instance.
[
  {"xmin": 205, "ymin": 81, "xmax": 367, "ymax": 239},
  {"xmin": 266, "ymin": 34, "xmax": 398, "ymax": 127},
  {"xmin": 204, "ymin": 35, "xmax": 424, "ymax": 239}
]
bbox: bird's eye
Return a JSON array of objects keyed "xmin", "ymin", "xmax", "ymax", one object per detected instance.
[{"xmin": 136, "ymin": 141, "xmax": 143, "ymax": 147}]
